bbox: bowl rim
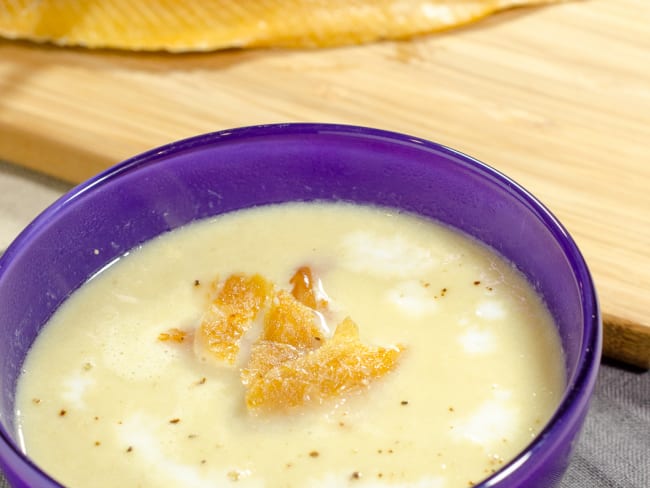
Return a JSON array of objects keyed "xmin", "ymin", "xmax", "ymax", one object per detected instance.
[{"xmin": 0, "ymin": 123, "xmax": 601, "ymax": 487}]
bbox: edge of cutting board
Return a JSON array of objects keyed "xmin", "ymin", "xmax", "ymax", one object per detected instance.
[{"xmin": 603, "ymin": 314, "xmax": 650, "ymax": 369}]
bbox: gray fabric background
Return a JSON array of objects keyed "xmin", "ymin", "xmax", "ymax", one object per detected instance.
[
  {"xmin": 559, "ymin": 360, "xmax": 649, "ymax": 488},
  {"xmin": 1, "ymin": 360, "xmax": 647, "ymax": 487},
  {"xmin": 0, "ymin": 163, "xmax": 648, "ymax": 486}
]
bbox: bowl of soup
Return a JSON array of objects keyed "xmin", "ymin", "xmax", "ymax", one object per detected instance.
[{"xmin": 0, "ymin": 123, "xmax": 600, "ymax": 488}]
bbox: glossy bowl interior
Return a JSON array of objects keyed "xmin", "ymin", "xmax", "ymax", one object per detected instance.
[{"xmin": 0, "ymin": 124, "xmax": 600, "ymax": 488}]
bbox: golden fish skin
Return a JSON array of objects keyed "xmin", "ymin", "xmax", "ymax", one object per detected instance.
[{"xmin": 0, "ymin": 0, "xmax": 560, "ymax": 52}]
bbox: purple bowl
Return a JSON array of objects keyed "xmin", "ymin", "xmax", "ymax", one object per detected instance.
[{"xmin": 0, "ymin": 123, "xmax": 600, "ymax": 487}]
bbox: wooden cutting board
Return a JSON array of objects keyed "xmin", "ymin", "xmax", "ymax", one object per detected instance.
[{"xmin": 0, "ymin": 0, "xmax": 648, "ymax": 367}]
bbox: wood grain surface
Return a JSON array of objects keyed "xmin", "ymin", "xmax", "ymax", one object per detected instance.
[{"xmin": 0, "ymin": 0, "xmax": 648, "ymax": 367}]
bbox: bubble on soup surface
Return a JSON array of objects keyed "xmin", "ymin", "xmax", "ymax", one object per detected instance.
[
  {"xmin": 339, "ymin": 231, "xmax": 437, "ymax": 278},
  {"xmin": 451, "ymin": 389, "xmax": 519, "ymax": 446},
  {"xmin": 61, "ymin": 372, "xmax": 96, "ymax": 408},
  {"xmin": 386, "ymin": 280, "xmax": 439, "ymax": 317},
  {"xmin": 475, "ymin": 300, "xmax": 506, "ymax": 321},
  {"xmin": 458, "ymin": 326, "xmax": 497, "ymax": 354}
]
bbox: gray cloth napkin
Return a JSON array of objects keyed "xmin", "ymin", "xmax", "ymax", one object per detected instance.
[
  {"xmin": 559, "ymin": 360, "xmax": 649, "ymax": 488},
  {"xmin": 1, "ymin": 360, "xmax": 648, "ymax": 487}
]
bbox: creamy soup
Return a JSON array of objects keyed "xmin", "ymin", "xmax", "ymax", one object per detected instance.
[{"xmin": 15, "ymin": 202, "xmax": 565, "ymax": 488}]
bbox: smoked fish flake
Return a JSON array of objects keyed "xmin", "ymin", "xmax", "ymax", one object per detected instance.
[
  {"xmin": 245, "ymin": 317, "xmax": 406, "ymax": 411},
  {"xmin": 0, "ymin": 0, "xmax": 563, "ymax": 52},
  {"xmin": 194, "ymin": 274, "xmax": 273, "ymax": 365}
]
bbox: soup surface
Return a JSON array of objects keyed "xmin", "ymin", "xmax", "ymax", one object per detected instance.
[{"xmin": 15, "ymin": 202, "xmax": 565, "ymax": 488}]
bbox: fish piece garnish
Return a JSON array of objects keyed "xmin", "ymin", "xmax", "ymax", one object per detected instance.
[
  {"xmin": 245, "ymin": 317, "xmax": 405, "ymax": 411},
  {"xmin": 157, "ymin": 328, "xmax": 187, "ymax": 343},
  {"xmin": 289, "ymin": 266, "xmax": 329, "ymax": 311},
  {"xmin": 172, "ymin": 268, "xmax": 405, "ymax": 412},
  {"xmin": 194, "ymin": 273, "xmax": 273, "ymax": 365},
  {"xmin": 263, "ymin": 290, "xmax": 325, "ymax": 351}
]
